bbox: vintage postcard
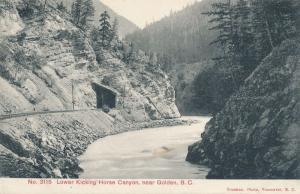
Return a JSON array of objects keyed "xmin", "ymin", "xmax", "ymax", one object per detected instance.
[{"xmin": 0, "ymin": 0, "xmax": 299, "ymax": 193}]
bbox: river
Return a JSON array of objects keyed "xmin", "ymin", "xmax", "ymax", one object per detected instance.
[{"xmin": 79, "ymin": 116, "xmax": 211, "ymax": 179}]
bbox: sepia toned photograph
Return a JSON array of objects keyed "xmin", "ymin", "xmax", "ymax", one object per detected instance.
[{"xmin": 0, "ymin": 0, "xmax": 299, "ymax": 189}]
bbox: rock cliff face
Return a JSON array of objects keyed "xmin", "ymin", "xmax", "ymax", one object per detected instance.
[
  {"xmin": 0, "ymin": 0, "xmax": 179, "ymax": 120},
  {"xmin": 186, "ymin": 39, "xmax": 300, "ymax": 179},
  {"xmin": 169, "ymin": 60, "xmax": 212, "ymax": 115}
]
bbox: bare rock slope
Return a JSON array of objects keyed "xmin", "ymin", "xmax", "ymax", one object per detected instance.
[
  {"xmin": 186, "ymin": 39, "xmax": 300, "ymax": 179},
  {"xmin": 0, "ymin": 1, "xmax": 179, "ymax": 178}
]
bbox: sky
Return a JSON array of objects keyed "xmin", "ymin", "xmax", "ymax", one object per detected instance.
[{"xmin": 101, "ymin": 0, "xmax": 201, "ymax": 28}]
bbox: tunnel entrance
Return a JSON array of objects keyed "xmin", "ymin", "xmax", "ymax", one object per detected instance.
[{"xmin": 92, "ymin": 83, "xmax": 117, "ymax": 109}]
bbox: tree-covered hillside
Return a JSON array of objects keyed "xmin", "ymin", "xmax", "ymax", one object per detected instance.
[
  {"xmin": 126, "ymin": 0, "xmax": 219, "ymax": 71},
  {"xmin": 127, "ymin": 0, "xmax": 299, "ymax": 115}
]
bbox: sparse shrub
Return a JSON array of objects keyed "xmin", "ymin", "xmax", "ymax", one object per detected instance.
[
  {"xmin": 14, "ymin": 49, "xmax": 27, "ymax": 65},
  {"xmin": 57, "ymin": 2, "xmax": 66, "ymax": 12},
  {"xmin": 14, "ymin": 49, "xmax": 44, "ymax": 70},
  {"xmin": 55, "ymin": 30, "xmax": 72, "ymax": 41},
  {"xmin": 0, "ymin": 0, "xmax": 14, "ymax": 15},
  {"xmin": 17, "ymin": 0, "xmax": 39, "ymax": 18},
  {"xmin": 0, "ymin": 44, "xmax": 9, "ymax": 61},
  {"xmin": 95, "ymin": 47, "xmax": 105, "ymax": 63},
  {"xmin": 101, "ymin": 77, "xmax": 110, "ymax": 85}
]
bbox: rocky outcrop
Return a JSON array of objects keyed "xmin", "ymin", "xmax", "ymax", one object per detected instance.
[
  {"xmin": 186, "ymin": 39, "xmax": 300, "ymax": 179},
  {"xmin": 0, "ymin": 0, "xmax": 24, "ymax": 41}
]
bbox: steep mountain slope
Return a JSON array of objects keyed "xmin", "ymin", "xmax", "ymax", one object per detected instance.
[
  {"xmin": 0, "ymin": 0, "xmax": 179, "ymax": 121},
  {"xmin": 0, "ymin": 0, "xmax": 179, "ymax": 178},
  {"xmin": 186, "ymin": 39, "xmax": 300, "ymax": 178},
  {"xmin": 61, "ymin": 0, "xmax": 139, "ymax": 37}
]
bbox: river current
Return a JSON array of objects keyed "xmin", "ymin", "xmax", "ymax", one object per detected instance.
[{"xmin": 79, "ymin": 116, "xmax": 211, "ymax": 179}]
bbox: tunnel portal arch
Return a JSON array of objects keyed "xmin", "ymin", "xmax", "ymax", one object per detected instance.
[{"xmin": 92, "ymin": 83, "xmax": 118, "ymax": 109}]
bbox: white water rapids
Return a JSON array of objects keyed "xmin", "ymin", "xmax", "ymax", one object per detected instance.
[{"xmin": 79, "ymin": 116, "xmax": 211, "ymax": 179}]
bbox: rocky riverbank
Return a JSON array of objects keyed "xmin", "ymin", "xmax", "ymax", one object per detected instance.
[
  {"xmin": 136, "ymin": 117, "xmax": 200, "ymax": 129},
  {"xmin": 0, "ymin": 110, "xmax": 134, "ymax": 178},
  {"xmin": 0, "ymin": 110, "xmax": 195, "ymax": 178}
]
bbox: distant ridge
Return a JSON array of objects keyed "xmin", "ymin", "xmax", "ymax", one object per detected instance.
[{"xmin": 125, "ymin": 0, "xmax": 219, "ymax": 65}]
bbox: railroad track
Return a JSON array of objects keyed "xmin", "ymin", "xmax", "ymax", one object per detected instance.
[{"xmin": 0, "ymin": 109, "xmax": 99, "ymax": 121}]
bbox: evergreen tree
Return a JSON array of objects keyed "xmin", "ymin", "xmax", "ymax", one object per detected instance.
[
  {"xmin": 205, "ymin": 0, "xmax": 235, "ymax": 51},
  {"xmin": 57, "ymin": 1, "xmax": 66, "ymax": 12},
  {"xmin": 127, "ymin": 42, "xmax": 136, "ymax": 63},
  {"xmin": 204, "ymin": 0, "xmax": 298, "ymax": 87},
  {"xmin": 71, "ymin": 0, "xmax": 95, "ymax": 29},
  {"xmin": 81, "ymin": 0, "xmax": 95, "ymax": 27},
  {"xmin": 111, "ymin": 18, "xmax": 119, "ymax": 41},
  {"xmin": 233, "ymin": 0, "xmax": 256, "ymax": 75},
  {"xmin": 264, "ymin": 0, "xmax": 297, "ymax": 42},
  {"xmin": 19, "ymin": 0, "xmax": 38, "ymax": 17},
  {"xmin": 41, "ymin": 0, "xmax": 47, "ymax": 12},
  {"xmin": 251, "ymin": 0, "xmax": 275, "ymax": 60},
  {"xmin": 204, "ymin": 0, "xmax": 239, "ymax": 89},
  {"xmin": 149, "ymin": 52, "xmax": 158, "ymax": 66},
  {"xmin": 251, "ymin": 0, "xmax": 297, "ymax": 62},
  {"xmin": 71, "ymin": 0, "xmax": 82, "ymax": 25},
  {"xmin": 90, "ymin": 26, "xmax": 99, "ymax": 44},
  {"xmin": 121, "ymin": 42, "xmax": 136, "ymax": 64},
  {"xmin": 99, "ymin": 11, "xmax": 112, "ymax": 47}
]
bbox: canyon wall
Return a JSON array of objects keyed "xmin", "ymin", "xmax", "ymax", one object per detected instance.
[{"xmin": 187, "ymin": 39, "xmax": 300, "ymax": 179}]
